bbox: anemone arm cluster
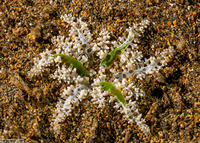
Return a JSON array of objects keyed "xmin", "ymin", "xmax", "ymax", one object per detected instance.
[{"xmin": 28, "ymin": 13, "xmax": 175, "ymax": 137}]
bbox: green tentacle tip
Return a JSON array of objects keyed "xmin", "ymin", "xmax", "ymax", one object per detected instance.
[
  {"xmin": 51, "ymin": 54, "xmax": 89, "ymax": 76},
  {"xmin": 100, "ymin": 81, "xmax": 128, "ymax": 108},
  {"xmin": 100, "ymin": 38, "xmax": 133, "ymax": 68},
  {"xmin": 100, "ymin": 49, "xmax": 122, "ymax": 68}
]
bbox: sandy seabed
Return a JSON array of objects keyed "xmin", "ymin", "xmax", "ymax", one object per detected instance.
[{"xmin": 0, "ymin": 0, "xmax": 199, "ymax": 142}]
